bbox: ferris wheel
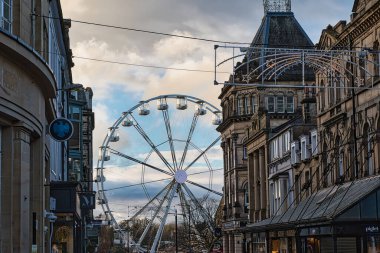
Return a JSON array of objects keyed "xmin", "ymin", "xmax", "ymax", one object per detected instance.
[{"xmin": 96, "ymin": 94, "xmax": 223, "ymax": 252}]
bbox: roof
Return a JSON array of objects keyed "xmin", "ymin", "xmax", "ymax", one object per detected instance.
[
  {"xmin": 237, "ymin": 12, "xmax": 315, "ymax": 82},
  {"xmin": 251, "ymin": 12, "xmax": 314, "ymax": 48},
  {"xmin": 246, "ymin": 175, "xmax": 380, "ymax": 231}
]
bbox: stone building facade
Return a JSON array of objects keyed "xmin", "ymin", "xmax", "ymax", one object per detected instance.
[
  {"xmin": 0, "ymin": 1, "xmax": 95, "ymax": 252},
  {"xmin": 219, "ymin": 0, "xmax": 380, "ymax": 252},
  {"xmin": 217, "ymin": 1, "xmax": 315, "ymax": 252}
]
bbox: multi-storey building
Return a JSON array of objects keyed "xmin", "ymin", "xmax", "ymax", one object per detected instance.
[
  {"xmin": 0, "ymin": 0, "xmax": 74, "ymax": 252},
  {"xmin": 51, "ymin": 86, "xmax": 95, "ymax": 253},
  {"xmin": 217, "ymin": 1, "xmax": 315, "ymax": 252},
  {"xmin": 0, "ymin": 1, "xmax": 96, "ymax": 252},
  {"xmin": 229, "ymin": 0, "xmax": 380, "ymax": 252}
]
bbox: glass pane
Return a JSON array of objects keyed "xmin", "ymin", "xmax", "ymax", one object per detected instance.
[
  {"xmin": 277, "ymin": 96, "xmax": 284, "ymax": 113},
  {"xmin": 337, "ymin": 203, "xmax": 360, "ymax": 220},
  {"xmin": 69, "ymin": 106, "xmax": 81, "ymax": 120},
  {"xmin": 287, "ymin": 96, "xmax": 294, "ymax": 112},
  {"xmin": 367, "ymin": 236, "xmax": 380, "ymax": 253},
  {"xmin": 361, "ymin": 192, "xmax": 377, "ymax": 219}
]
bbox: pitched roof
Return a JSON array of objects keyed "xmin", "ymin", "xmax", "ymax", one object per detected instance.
[
  {"xmin": 251, "ymin": 12, "xmax": 314, "ymax": 48},
  {"xmin": 246, "ymin": 175, "xmax": 380, "ymax": 231}
]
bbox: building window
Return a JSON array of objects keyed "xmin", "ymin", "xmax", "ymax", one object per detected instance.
[
  {"xmin": 252, "ymin": 96, "xmax": 257, "ymax": 113},
  {"xmin": 300, "ymin": 136, "xmax": 310, "ymax": 161},
  {"xmin": 267, "ymin": 96, "xmax": 275, "ymax": 113},
  {"xmin": 272, "ymin": 139, "xmax": 279, "ymax": 160},
  {"xmin": 0, "ymin": 0, "xmax": 12, "ymax": 32},
  {"xmin": 244, "ymin": 96, "xmax": 250, "ymax": 114},
  {"xmin": 291, "ymin": 141, "xmax": 300, "ymax": 165},
  {"xmin": 243, "ymin": 146, "xmax": 247, "ymax": 160},
  {"xmin": 283, "ymin": 131, "xmax": 290, "ymax": 152},
  {"xmin": 244, "ymin": 184, "xmax": 249, "ymax": 212},
  {"xmin": 237, "ymin": 97, "xmax": 244, "ymax": 115},
  {"xmin": 339, "ymin": 149, "xmax": 344, "ymax": 178},
  {"xmin": 286, "ymin": 96, "xmax": 294, "ymax": 113},
  {"xmin": 311, "ymin": 130, "xmax": 318, "ymax": 156},
  {"xmin": 276, "ymin": 96, "xmax": 284, "ymax": 113}
]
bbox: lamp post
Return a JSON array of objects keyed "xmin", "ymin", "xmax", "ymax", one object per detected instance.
[{"xmin": 175, "ymin": 208, "xmax": 178, "ymax": 253}]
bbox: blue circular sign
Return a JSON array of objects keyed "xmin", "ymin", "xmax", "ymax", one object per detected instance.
[{"xmin": 49, "ymin": 118, "xmax": 74, "ymax": 142}]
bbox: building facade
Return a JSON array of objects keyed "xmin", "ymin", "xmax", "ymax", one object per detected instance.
[
  {"xmin": 217, "ymin": 0, "xmax": 315, "ymax": 252},
  {"xmin": 0, "ymin": 1, "xmax": 96, "ymax": 252},
  {"xmin": 219, "ymin": 0, "xmax": 380, "ymax": 252}
]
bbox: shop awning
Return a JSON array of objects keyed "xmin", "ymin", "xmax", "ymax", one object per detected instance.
[{"xmin": 244, "ymin": 175, "xmax": 380, "ymax": 232}]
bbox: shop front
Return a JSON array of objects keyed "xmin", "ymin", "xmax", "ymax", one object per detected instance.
[
  {"xmin": 244, "ymin": 175, "xmax": 380, "ymax": 253},
  {"xmin": 51, "ymin": 182, "xmax": 83, "ymax": 253}
]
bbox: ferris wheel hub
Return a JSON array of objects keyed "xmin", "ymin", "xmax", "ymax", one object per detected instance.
[{"xmin": 174, "ymin": 170, "xmax": 188, "ymax": 184}]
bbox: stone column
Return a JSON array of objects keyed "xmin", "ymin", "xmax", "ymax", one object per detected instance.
[
  {"xmin": 1, "ymin": 127, "xmax": 13, "ymax": 253},
  {"xmin": 31, "ymin": 134, "xmax": 45, "ymax": 253},
  {"xmin": 223, "ymin": 234, "xmax": 230, "ymax": 253},
  {"xmin": 253, "ymin": 151, "xmax": 260, "ymax": 221},
  {"xmin": 229, "ymin": 234, "xmax": 235, "ymax": 253},
  {"xmin": 247, "ymin": 154, "xmax": 255, "ymax": 222},
  {"xmin": 259, "ymin": 148, "xmax": 267, "ymax": 220},
  {"xmin": 13, "ymin": 126, "xmax": 32, "ymax": 253}
]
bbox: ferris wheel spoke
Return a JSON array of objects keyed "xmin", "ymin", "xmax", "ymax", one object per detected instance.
[
  {"xmin": 129, "ymin": 180, "xmax": 174, "ymax": 221},
  {"xmin": 150, "ymin": 183, "xmax": 178, "ymax": 253},
  {"xmin": 162, "ymin": 109, "xmax": 178, "ymax": 170},
  {"xmin": 184, "ymin": 135, "xmax": 221, "ymax": 171},
  {"xmin": 130, "ymin": 114, "xmax": 175, "ymax": 173},
  {"xmin": 109, "ymin": 148, "xmax": 173, "ymax": 176},
  {"xmin": 186, "ymin": 180, "xmax": 223, "ymax": 197},
  {"xmin": 182, "ymin": 184, "xmax": 215, "ymax": 230},
  {"xmin": 179, "ymin": 113, "xmax": 199, "ymax": 170},
  {"xmin": 137, "ymin": 181, "xmax": 175, "ymax": 245}
]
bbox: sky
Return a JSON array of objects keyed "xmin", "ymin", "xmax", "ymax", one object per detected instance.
[{"xmin": 60, "ymin": 0, "xmax": 354, "ymax": 224}]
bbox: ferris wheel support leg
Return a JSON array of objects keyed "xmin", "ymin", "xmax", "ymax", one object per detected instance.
[
  {"xmin": 184, "ymin": 136, "xmax": 221, "ymax": 171},
  {"xmin": 179, "ymin": 113, "xmax": 199, "ymax": 170},
  {"xmin": 182, "ymin": 184, "xmax": 215, "ymax": 230},
  {"xmin": 150, "ymin": 183, "xmax": 178, "ymax": 253},
  {"xmin": 138, "ymin": 181, "xmax": 175, "ymax": 245}
]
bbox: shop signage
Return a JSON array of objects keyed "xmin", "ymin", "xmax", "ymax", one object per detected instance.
[
  {"xmin": 80, "ymin": 192, "xmax": 96, "ymax": 210},
  {"xmin": 365, "ymin": 225, "xmax": 379, "ymax": 233},
  {"xmin": 223, "ymin": 221, "xmax": 235, "ymax": 229},
  {"xmin": 49, "ymin": 118, "xmax": 74, "ymax": 142}
]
